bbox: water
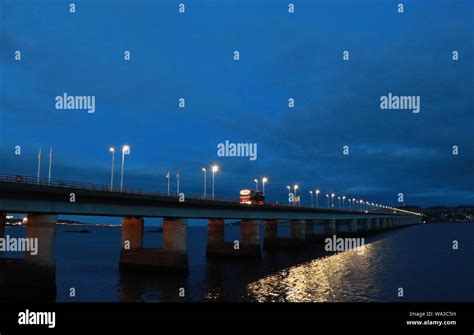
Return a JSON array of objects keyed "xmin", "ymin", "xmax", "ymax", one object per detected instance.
[{"xmin": 2, "ymin": 223, "xmax": 473, "ymax": 302}]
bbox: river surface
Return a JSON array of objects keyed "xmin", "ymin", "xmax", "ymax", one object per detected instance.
[{"xmin": 2, "ymin": 222, "xmax": 473, "ymax": 302}]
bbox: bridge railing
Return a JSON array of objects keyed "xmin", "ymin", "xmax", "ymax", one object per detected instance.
[
  {"xmin": 0, "ymin": 173, "xmax": 239, "ymax": 204},
  {"xmin": 0, "ymin": 173, "xmax": 418, "ymax": 215}
]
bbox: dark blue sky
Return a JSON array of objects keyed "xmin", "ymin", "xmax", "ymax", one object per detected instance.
[{"xmin": 1, "ymin": 0, "xmax": 473, "ymax": 209}]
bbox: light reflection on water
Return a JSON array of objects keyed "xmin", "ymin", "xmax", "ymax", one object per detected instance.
[{"xmin": 246, "ymin": 243, "xmax": 378, "ymax": 302}]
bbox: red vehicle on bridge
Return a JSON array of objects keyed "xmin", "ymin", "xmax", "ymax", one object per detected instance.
[{"xmin": 239, "ymin": 189, "xmax": 265, "ymax": 205}]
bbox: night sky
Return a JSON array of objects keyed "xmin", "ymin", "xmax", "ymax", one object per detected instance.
[{"xmin": 1, "ymin": 0, "xmax": 473, "ymax": 210}]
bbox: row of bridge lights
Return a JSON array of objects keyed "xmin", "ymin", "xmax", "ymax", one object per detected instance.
[
  {"xmin": 108, "ymin": 146, "xmax": 392, "ymax": 212},
  {"xmin": 285, "ymin": 184, "xmax": 394, "ymax": 212}
]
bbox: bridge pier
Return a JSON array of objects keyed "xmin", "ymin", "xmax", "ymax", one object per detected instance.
[
  {"xmin": 362, "ymin": 218, "xmax": 372, "ymax": 232},
  {"xmin": 264, "ymin": 219, "xmax": 307, "ymax": 249},
  {"xmin": 206, "ymin": 219, "xmax": 261, "ymax": 259},
  {"xmin": 263, "ymin": 219, "xmax": 278, "ymax": 243},
  {"xmin": 379, "ymin": 218, "xmax": 385, "ymax": 230},
  {"xmin": 323, "ymin": 220, "xmax": 336, "ymax": 236},
  {"xmin": 348, "ymin": 219, "xmax": 358, "ymax": 233},
  {"xmin": 0, "ymin": 213, "xmax": 57, "ymax": 302},
  {"xmin": 290, "ymin": 220, "xmax": 306, "ymax": 239},
  {"xmin": 374, "ymin": 218, "xmax": 382, "ymax": 231},
  {"xmin": 240, "ymin": 219, "xmax": 261, "ymax": 257},
  {"xmin": 304, "ymin": 220, "xmax": 314, "ymax": 238},
  {"xmin": 121, "ymin": 216, "xmax": 144, "ymax": 249},
  {"xmin": 120, "ymin": 217, "xmax": 188, "ymax": 273},
  {"xmin": 206, "ymin": 218, "xmax": 225, "ymax": 257},
  {"xmin": 26, "ymin": 214, "xmax": 57, "ymax": 267},
  {"xmin": 163, "ymin": 218, "xmax": 187, "ymax": 253}
]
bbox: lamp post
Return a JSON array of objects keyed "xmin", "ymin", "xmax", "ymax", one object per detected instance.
[
  {"xmin": 315, "ymin": 189, "xmax": 320, "ymax": 208},
  {"xmin": 262, "ymin": 177, "xmax": 268, "ymax": 195},
  {"xmin": 331, "ymin": 193, "xmax": 335, "ymax": 207},
  {"xmin": 254, "ymin": 179, "xmax": 259, "ymax": 191},
  {"xmin": 326, "ymin": 194, "xmax": 329, "ymax": 208},
  {"xmin": 309, "ymin": 190, "xmax": 313, "ymax": 207},
  {"xmin": 48, "ymin": 147, "xmax": 53, "ymax": 185},
  {"xmin": 120, "ymin": 145, "xmax": 130, "ymax": 191},
  {"xmin": 211, "ymin": 165, "xmax": 219, "ymax": 199},
  {"xmin": 294, "ymin": 185, "xmax": 299, "ymax": 206},
  {"xmin": 109, "ymin": 147, "xmax": 115, "ymax": 190},
  {"xmin": 37, "ymin": 147, "xmax": 41, "ymax": 184},
  {"xmin": 202, "ymin": 168, "xmax": 207, "ymax": 197},
  {"xmin": 342, "ymin": 196, "xmax": 346, "ymax": 210},
  {"xmin": 337, "ymin": 196, "xmax": 341, "ymax": 209},
  {"xmin": 176, "ymin": 170, "xmax": 180, "ymax": 195}
]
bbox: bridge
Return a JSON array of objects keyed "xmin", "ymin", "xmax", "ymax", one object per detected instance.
[{"xmin": 0, "ymin": 173, "xmax": 422, "ymax": 299}]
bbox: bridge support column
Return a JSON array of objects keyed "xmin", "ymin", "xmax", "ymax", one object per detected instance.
[
  {"xmin": 121, "ymin": 216, "xmax": 144, "ymax": 250},
  {"xmin": 264, "ymin": 219, "xmax": 306, "ymax": 249},
  {"xmin": 241, "ymin": 219, "xmax": 260, "ymax": 245},
  {"xmin": 304, "ymin": 220, "xmax": 314, "ymax": 238},
  {"xmin": 163, "ymin": 218, "xmax": 187, "ymax": 253},
  {"xmin": 379, "ymin": 218, "xmax": 385, "ymax": 229},
  {"xmin": 323, "ymin": 220, "xmax": 336, "ymax": 236},
  {"xmin": 0, "ymin": 214, "xmax": 5, "ymax": 239},
  {"xmin": 0, "ymin": 214, "xmax": 57, "ymax": 302},
  {"xmin": 120, "ymin": 217, "xmax": 188, "ymax": 273},
  {"xmin": 206, "ymin": 219, "xmax": 225, "ymax": 257},
  {"xmin": 290, "ymin": 220, "xmax": 306, "ymax": 239},
  {"xmin": 26, "ymin": 214, "xmax": 57, "ymax": 267},
  {"xmin": 240, "ymin": 219, "xmax": 261, "ymax": 258},
  {"xmin": 348, "ymin": 219, "xmax": 358, "ymax": 233},
  {"xmin": 263, "ymin": 219, "xmax": 278, "ymax": 243},
  {"xmin": 207, "ymin": 219, "xmax": 261, "ymax": 259},
  {"xmin": 362, "ymin": 218, "xmax": 371, "ymax": 231},
  {"xmin": 373, "ymin": 218, "xmax": 380, "ymax": 230}
]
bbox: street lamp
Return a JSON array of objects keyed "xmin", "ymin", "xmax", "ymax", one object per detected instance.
[
  {"xmin": 48, "ymin": 147, "xmax": 53, "ymax": 185},
  {"xmin": 331, "ymin": 193, "xmax": 335, "ymax": 207},
  {"xmin": 262, "ymin": 177, "xmax": 268, "ymax": 195},
  {"xmin": 342, "ymin": 196, "xmax": 346, "ymax": 210},
  {"xmin": 337, "ymin": 196, "xmax": 341, "ymax": 209},
  {"xmin": 326, "ymin": 194, "xmax": 329, "ymax": 208},
  {"xmin": 109, "ymin": 147, "xmax": 115, "ymax": 190},
  {"xmin": 37, "ymin": 147, "xmax": 41, "ymax": 184},
  {"xmin": 211, "ymin": 165, "xmax": 219, "ymax": 199},
  {"xmin": 348, "ymin": 198, "xmax": 351, "ymax": 210},
  {"xmin": 309, "ymin": 190, "xmax": 313, "ymax": 207},
  {"xmin": 315, "ymin": 189, "xmax": 320, "ymax": 208},
  {"xmin": 120, "ymin": 145, "xmax": 130, "ymax": 191},
  {"xmin": 294, "ymin": 185, "xmax": 298, "ymax": 196},
  {"xmin": 202, "ymin": 168, "xmax": 207, "ymax": 197},
  {"xmin": 254, "ymin": 179, "xmax": 259, "ymax": 191}
]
